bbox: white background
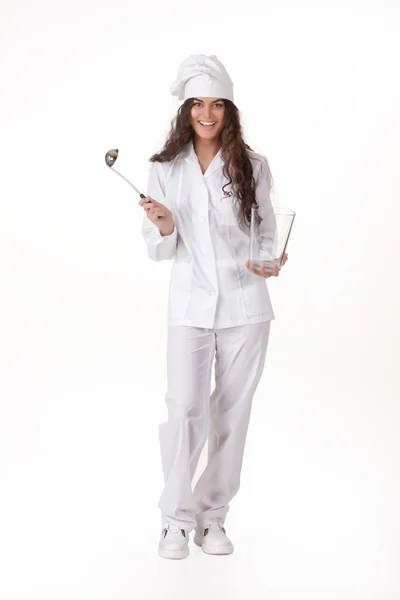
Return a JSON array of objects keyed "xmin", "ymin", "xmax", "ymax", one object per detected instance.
[{"xmin": 0, "ymin": 0, "xmax": 399, "ymax": 598}]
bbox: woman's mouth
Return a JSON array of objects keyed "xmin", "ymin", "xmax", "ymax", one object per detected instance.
[{"xmin": 199, "ymin": 121, "xmax": 216, "ymax": 128}]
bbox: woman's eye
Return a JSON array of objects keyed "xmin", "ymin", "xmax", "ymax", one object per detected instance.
[{"xmin": 193, "ymin": 102, "xmax": 224, "ymax": 108}]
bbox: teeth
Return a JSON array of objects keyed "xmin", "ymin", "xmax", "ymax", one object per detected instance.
[{"xmin": 200, "ymin": 121, "xmax": 216, "ymax": 125}]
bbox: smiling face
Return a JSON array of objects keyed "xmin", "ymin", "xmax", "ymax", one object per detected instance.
[{"xmin": 189, "ymin": 97, "xmax": 226, "ymax": 140}]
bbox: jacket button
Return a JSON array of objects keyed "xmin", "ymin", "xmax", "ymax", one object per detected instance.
[{"xmin": 199, "ymin": 216, "xmax": 205, "ymax": 222}]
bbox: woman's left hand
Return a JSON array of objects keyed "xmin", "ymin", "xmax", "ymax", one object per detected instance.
[{"xmin": 246, "ymin": 253, "xmax": 288, "ymax": 278}]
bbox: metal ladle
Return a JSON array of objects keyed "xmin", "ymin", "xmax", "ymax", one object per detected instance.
[{"xmin": 104, "ymin": 149, "xmax": 146, "ymax": 198}]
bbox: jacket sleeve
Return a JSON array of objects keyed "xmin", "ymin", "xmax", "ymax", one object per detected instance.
[
  {"xmin": 254, "ymin": 158, "xmax": 278, "ymax": 260},
  {"xmin": 141, "ymin": 161, "xmax": 178, "ymax": 261}
]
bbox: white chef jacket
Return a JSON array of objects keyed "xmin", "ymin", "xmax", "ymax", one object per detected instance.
[{"xmin": 141, "ymin": 139, "xmax": 275, "ymax": 329}]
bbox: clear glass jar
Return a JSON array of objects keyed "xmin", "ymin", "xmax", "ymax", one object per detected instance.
[{"xmin": 249, "ymin": 204, "xmax": 296, "ymax": 273}]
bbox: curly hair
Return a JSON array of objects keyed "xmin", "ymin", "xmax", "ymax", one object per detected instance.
[{"xmin": 149, "ymin": 98, "xmax": 273, "ymax": 229}]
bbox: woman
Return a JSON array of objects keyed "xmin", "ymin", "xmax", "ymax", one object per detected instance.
[{"xmin": 139, "ymin": 54, "xmax": 288, "ymax": 560}]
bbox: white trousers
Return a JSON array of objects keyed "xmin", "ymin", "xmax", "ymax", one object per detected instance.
[{"xmin": 158, "ymin": 320, "xmax": 271, "ymax": 532}]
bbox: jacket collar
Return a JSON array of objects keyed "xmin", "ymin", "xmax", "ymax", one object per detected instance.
[{"xmin": 179, "ymin": 139, "xmax": 224, "ymax": 179}]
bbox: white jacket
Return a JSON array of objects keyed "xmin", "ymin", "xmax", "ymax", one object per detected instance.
[{"xmin": 141, "ymin": 139, "xmax": 275, "ymax": 329}]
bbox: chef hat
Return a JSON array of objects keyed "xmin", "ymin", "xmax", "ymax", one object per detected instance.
[{"xmin": 170, "ymin": 54, "xmax": 234, "ymax": 102}]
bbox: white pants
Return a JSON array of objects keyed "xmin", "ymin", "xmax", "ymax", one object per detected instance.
[{"xmin": 158, "ymin": 320, "xmax": 272, "ymax": 532}]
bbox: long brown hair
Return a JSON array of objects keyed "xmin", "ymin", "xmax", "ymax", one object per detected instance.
[{"xmin": 149, "ymin": 98, "xmax": 273, "ymax": 228}]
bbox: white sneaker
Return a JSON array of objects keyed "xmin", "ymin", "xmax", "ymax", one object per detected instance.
[
  {"xmin": 158, "ymin": 523, "xmax": 190, "ymax": 559},
  {"xmin": 194, "ymin": 520, "xmax": 234, "ymax": 555}
]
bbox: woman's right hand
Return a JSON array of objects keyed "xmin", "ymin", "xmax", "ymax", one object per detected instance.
[{"xmin": 139, "ymin": 196, "xmax": 175, "ymax": 236}]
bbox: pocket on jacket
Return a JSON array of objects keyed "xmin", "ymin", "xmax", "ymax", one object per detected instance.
[
  {"xmin": 238, "ymin": 264, "xmax": 275, "ymax": 319},
  {"xmin": 167, "ymin": 286, "xmax": 191, "ymax": 321},
  {"xmin": 242, "ymin": 283, "xmax": 274, "ymax": 318},
  {"xmin": 170, "ymin": 261, "xmax": 193, "ymax": 292},
  {"xmin": 216, "ymin": 199, "xmax": 239, "ymax": 227}
]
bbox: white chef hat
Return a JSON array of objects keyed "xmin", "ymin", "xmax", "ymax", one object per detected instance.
[{"xmin": 170, "ymin": 54, "xmax": 234, "ymax": 102}]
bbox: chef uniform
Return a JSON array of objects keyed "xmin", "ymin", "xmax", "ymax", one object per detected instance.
[{"xmin": 141, "ymin": 55, "xmax": 275, "ymax": 532}]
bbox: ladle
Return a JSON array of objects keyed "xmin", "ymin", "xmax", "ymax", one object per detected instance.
[{"xmin": 104, "ymin": 149, "xmax": 146, "ymax": 198}]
